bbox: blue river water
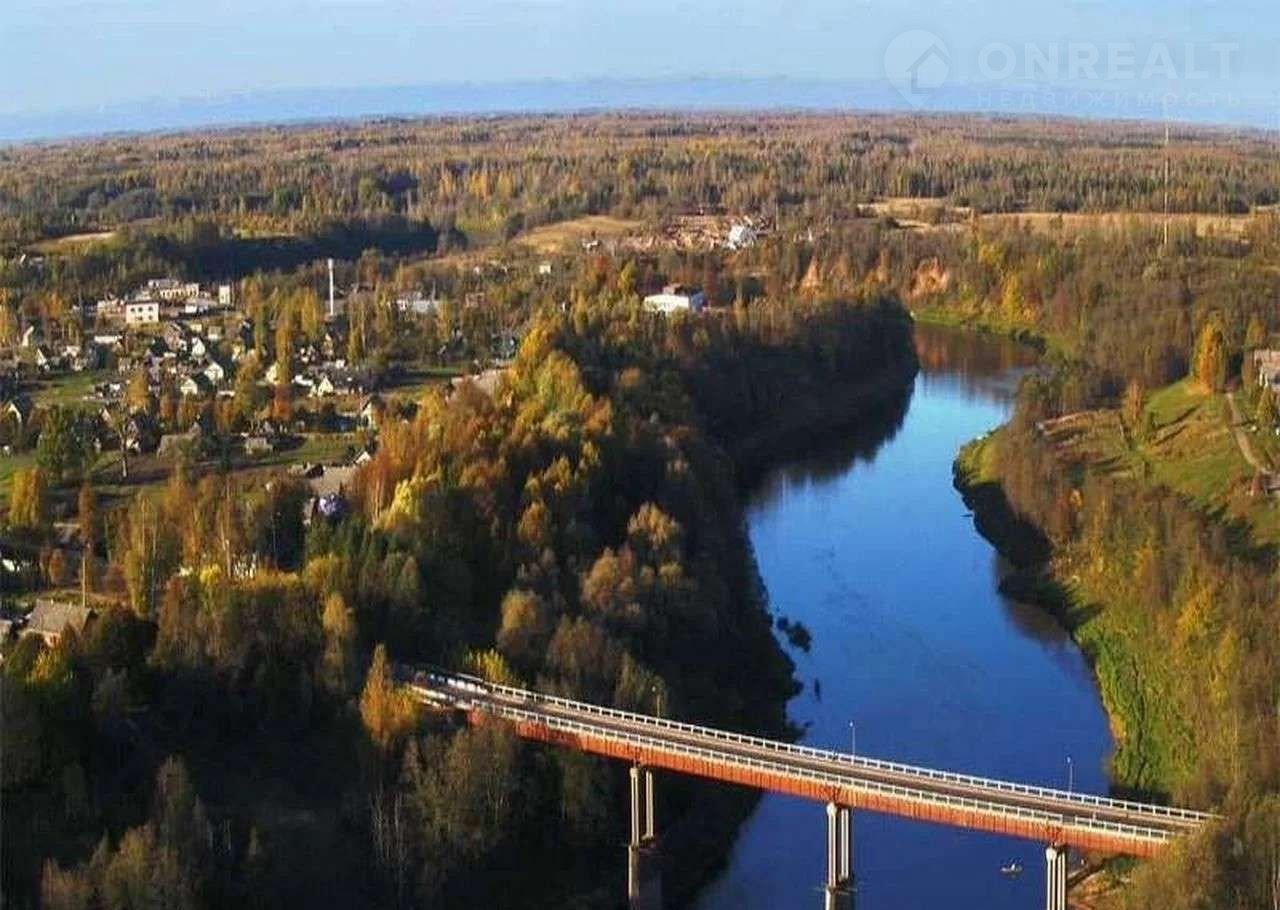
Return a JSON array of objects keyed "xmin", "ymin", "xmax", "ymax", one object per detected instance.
[{"xmin": 694, "ymin": 325, "xmax": 1114, "ymax": 910}]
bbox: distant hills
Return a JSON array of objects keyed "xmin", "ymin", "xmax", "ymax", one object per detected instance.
[{"xmin": 2, "ymin": 78, "xmax": 1275, "ymax": 144}]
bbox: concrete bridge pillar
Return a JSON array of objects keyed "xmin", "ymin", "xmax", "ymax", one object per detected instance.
[
  {"xmin": 1045, "ymin": 843, "xmax": 1068, "ymax": 910},
  {"xmin": 824, "ymin": 802, "xmax": 854, "ymax": 910},
  {"xmin": 628, "ymin": 766, "xmax": 661, "ymax": 910}
]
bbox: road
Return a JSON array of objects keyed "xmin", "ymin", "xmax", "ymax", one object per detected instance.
[{"xmin": 405, "ymin": 669, "xmax": 1215, "ymax": 857}]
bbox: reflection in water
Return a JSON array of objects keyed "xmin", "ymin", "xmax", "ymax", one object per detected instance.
[
  {"xmin": 695, "ymin": 322, "xmax": 1113, "ymax": 910},
  {"xmin": 915, "ymin": 322, "xmax": 1040, "ymax": 403}
]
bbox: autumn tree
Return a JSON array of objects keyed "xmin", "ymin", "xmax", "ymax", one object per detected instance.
[
  {"xmin": 321, "ymin": 592, "xmax": 357, "ymax": 696},
  {"xmin": 118, "ymin": 495, "xmax": 179, "ymax": 617},
  {"xmin": 9, "ymin": 467, "xmax": 49, "ymax": 531},
  {"xmin": 359, "ymin": 644, "xmax": 417, "ymax": 757},
  {"xmin": 1192, "ymin": 317, "xmax": 1227, "ymax": 392},
  {"xmin": 1257, "ymin": 386, "xmax": 1277, "ymax": 429},
  {"xmin": 126, "ymin": 368, "xmax": 154, "ymax": 415}
]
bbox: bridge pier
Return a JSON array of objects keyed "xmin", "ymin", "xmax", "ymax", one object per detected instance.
[
  {"xmin": 628, "ymin": 766, "xmax": 662, "ymax": 910},
  {"xmin": 1045, "ymin": 844, "xmax": 1068, "ymax": 910},
  {"xmin": 824, "ymin": 802, "xmax": 854, "ymax": 910}
]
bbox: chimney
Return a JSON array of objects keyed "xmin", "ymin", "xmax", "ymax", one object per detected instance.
[{"xmin": 327, "ymin": 258, "xmax": 336, "ymax": 318}]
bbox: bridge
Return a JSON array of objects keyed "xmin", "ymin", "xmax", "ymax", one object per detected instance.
[{"xmin": 404, "ymin": 668, "xmax": 1215, "ymax": 910}]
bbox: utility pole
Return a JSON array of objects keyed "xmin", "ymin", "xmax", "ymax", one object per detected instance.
[{"xmin": 1164, "ymin": 121, "xmax": 1171, "ymax": 250}]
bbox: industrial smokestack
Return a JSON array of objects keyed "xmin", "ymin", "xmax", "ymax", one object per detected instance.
[{"xmin": 327, "ymin": 258, "xmax": 336, "ymax": 318}]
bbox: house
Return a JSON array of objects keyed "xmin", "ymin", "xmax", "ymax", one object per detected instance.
[
  {"xmin": 243, "ymin": 435, "xmax": 275, "ymax": 456},
  {"xmin": 358, "ymin": 394, "xmax": 384, "ymax": 430},
  {"xmin": 188, "ymin": 336, "xmax": 208, "ymax": 359},
  {"xmin": 643, "ymin": 284, "xmax": 706, "ymax": 315},
  {"xmin": 146, "ymin": 279, "xmax": 201, "ymax": 303},
  {"xmin": 449, "ymin": 367, "xmax": 508, "ymax": 399},
  {"xmin": 3, "ymin": 396, "xmax": 33, "ymax": 429},
  {"xmin": 124, "ymin": 411, "xmax": 161, "ymax": 454},
  {"xmin": 538, "ymin": 261, "xmax": 554, "ymax": 276},
  {"xmin": 202, "ymin": 359, "xmax": 227, "ymax": 386},
  {"xmin": 125, "ymin": 301, "xmax": 160, "ymax": 326},
  {"xmin": 162, "ymin": 322, "xmax": 189, "ymax": 352},
  {"xmin": 69, "ymin": 343, "xmax": 103, "ymax": 372},
  {"xmin": 1254, "ymin": 350, "xmax": 1280, "ymax": 391},
  {"xmin": 178, "ymin": 374, "xmax": 213, "ymax": 398},
  {"xmin": 264, "ymin": 362, "xmax": 288, "ymax": 385},
  {"xmin": 32, "ymin": 346, "xmax": 61, "ymax": 372},
  {"xmin": 96, "ymin": 298, "xmax": 126, "ymax": 322},
  {"xmin": 727, "ymin": 223, "xmax": 758, "ymax": 249},
  {"xmin": 394, "ymin": 291, "xmax": 441, "ymax": 316},
  {"xmin": 24, "ymin": 600, "xmax": 96, "ymax": 646},
  {"xmin": 218, "ymin": 284, "xmax": 234, "ymax": 307},
  {"xmin": 1, "ymin": 542, "xmax": 35, "ymax": 575},
  {"xmin": 312, "ymin": 374, "xmax": 336, "ymax": 397},
  {"xmin": 158, "ymin": 426, "xmax": 202, "ymax": 458},
  {"xmin": 307, "ymin": 465, "xmax": 357, "ymax": 499},
  {"xmin": 182, "ymin": 297, "xmax": 218, "ymax": 316}
]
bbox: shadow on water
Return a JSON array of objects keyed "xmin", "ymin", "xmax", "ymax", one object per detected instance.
[{"xmin": 753, "ymin": 383, "xmax": 913, "ymax": 495}]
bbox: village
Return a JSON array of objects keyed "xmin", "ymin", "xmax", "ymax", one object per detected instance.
[{"xmin": 0, "ymin": 214, "xmax": 753, "ymax": 645}]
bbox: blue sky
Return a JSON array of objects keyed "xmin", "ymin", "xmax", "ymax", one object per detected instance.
[{"xmin": 1, "ymin": 0, "xmax": 1276, "ymax": 124}]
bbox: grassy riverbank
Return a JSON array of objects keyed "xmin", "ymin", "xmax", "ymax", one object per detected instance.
[
  {"xmin": 955, "ymin": 433, "xmax": 1191, "ymax": 797},
  {"xmin": 910, "ymin": 306, "xmax": 1050, "ymax": 356},
  {"xmin": 954, "ymin": 379, "xmax": 1280, "ymax": 906}
]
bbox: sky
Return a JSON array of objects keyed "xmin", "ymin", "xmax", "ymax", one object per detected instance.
[{"xmin": 1, "ymin": 0, "xmax": 1277, "ymax": 133}]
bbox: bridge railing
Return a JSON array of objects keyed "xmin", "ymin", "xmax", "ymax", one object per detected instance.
[
  {"xmin": 408, "ymin": 668, "xmax": 1216, "ymax": 827},
  {"xmin": 412, "ymin": 681, "xmax": 1176, "ymax": 848}
]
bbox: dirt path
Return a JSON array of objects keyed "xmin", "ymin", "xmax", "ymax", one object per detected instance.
[{"xmin": 1225, "ymin": 392, "xmax": 1270, "ymax": 473}]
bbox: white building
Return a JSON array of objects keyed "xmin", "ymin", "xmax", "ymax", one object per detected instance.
[
  {"xmin": 643, "ymin": 284, "xmax": 705, "ymax": 315},
  {"xmin": 202, "ymin": 360, "xmax": 227, "ymax": 386},
  {"xmin": 146, "ymin": 279, "xmax": 201, "ymax": 302},
  {"xmin": 394, "ymin": 291, "xmax": 441, "ymax": 317},
  {"xmin": 727, "ymin": 223, "xmax": 758, "ymax": 250},
  {"xmin": 217, "ymin": 284, "xmax": 234, "ymax": 307},
  {"xmin": 124, "ymin": 301, "xmax": 160, "ymax": 326}
]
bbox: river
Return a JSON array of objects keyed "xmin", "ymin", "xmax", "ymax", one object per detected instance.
[{"xmin": 694, "ymin": 324, "xmax": 1115, "ymax": 909}]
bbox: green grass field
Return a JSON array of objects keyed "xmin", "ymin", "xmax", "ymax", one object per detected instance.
[
  {"xmin": 31, "ymin": 370, "xmax": 111, "ymax": 409},
  {"xmin": 1036, "ymin": 379, "xmax": 1280, "ymax": 544}
]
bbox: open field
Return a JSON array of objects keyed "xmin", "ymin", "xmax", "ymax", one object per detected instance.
[
  {"xmin": 27, "ymin": 230, "xmax": 117, "ymax": 253},
  {"xmin": 984, "ymin": 211, "xmax": 1257, "ymax": 239},
  {"xmin": 30, "ymin": 369, "xmax": 111, "ymax": 409},
  {"xmin": 516, "ymin": 215, "xmax": 642, "ymax": 253},
  {"xmin": 865, "ymin": 196, "xmax": 1263, "ymax": 239}
]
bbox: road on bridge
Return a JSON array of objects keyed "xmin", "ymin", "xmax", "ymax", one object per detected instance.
[{"xmin": 405, "ymin": 669, "xmax": 1215, "ymax": 858}]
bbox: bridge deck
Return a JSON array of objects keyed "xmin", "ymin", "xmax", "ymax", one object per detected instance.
[{"xmin": 406, "ymin": 670, "xmax": 1215, "ymax": 857}]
